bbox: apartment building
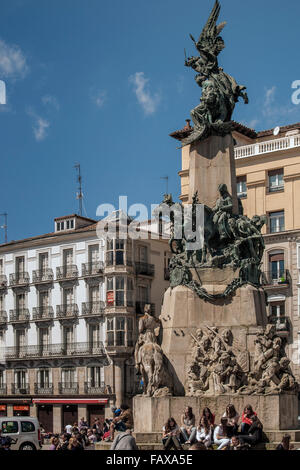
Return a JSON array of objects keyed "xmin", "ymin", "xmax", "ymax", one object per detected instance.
[
  {"xmin": 0, "ymin": 213, "xmax": 171, "ymax": 432},
  {"xmin": 172, "ymin": 119, "xmax": 300, "ymax": 382}
]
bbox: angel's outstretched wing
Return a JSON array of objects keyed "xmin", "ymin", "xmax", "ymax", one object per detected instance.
[{"xmin": 195, "ymin": 0, "xmax": 226, "ymax": 54}]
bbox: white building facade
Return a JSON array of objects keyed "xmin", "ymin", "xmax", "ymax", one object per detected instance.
[{"xmin": 0, "ymin": 214, "xmax": 171, "ymax": 432}]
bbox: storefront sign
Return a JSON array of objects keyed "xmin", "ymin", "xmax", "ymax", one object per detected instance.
[
  {"xmin": 13, "ymin": 405, "xmax": 29, "ymax": 411},
  {"xmin": 0, "ymin": 405, "xmax": 6, "ymax": 411}
]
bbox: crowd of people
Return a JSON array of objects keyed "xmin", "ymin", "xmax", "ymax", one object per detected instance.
[
  {"xmin": 161, "ymin": 404, "xmax": 295, "ymax": 451},
  {"xmin": 46, "ymin": 403, "xmax": 134, "ymax": 451},
  {"xmin": 42, "ymin": 402, "xmax": 296, "ymax": 451}
]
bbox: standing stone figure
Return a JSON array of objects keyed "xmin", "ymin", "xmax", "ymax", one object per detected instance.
[{"xmin": 135, "ymin": 304, "xmax": 172, "ymax": 397}]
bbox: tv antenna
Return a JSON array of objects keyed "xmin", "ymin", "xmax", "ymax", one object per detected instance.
[
  {"xmin": 74, "ymin": 164, "xmax": 83, "ymax": 216},
  {"xmin": 160, "ymin": 176, "xmax": 169, "ymax": 195},
  {"xmin": 0, "ymin": 213, "xmax": 7, "ymax": 243}
]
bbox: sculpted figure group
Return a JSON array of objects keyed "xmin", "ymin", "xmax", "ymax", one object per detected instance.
[{"xmin": 186, "ymin": 325, "xmax": 297, "ymax": 397}]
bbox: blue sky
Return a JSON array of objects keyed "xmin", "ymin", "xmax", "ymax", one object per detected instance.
[{"xmin": 0, "ymin": 0, "xmax": 299, "ymax": 242}]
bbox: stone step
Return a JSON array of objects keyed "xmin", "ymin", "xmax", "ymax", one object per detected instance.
[{"xmin": 133, "ymin": 430, "xmax": 300, "ymax": 444}]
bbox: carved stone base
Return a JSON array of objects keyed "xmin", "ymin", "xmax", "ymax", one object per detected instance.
[
  {"xmin": 160, "ymin": 283, "xmax": 267, "ymax": 395},
  {"xmin": 133, "ymin": 394, "xmax": 298, "ymax": 432}
]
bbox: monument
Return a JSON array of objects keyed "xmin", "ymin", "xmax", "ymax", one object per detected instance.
[{"xmin": 133, "ymin": 0, "xmax": 298, "ymax": 433}]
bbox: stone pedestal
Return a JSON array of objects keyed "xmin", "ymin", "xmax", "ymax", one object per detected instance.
[
  {"xmin": 188, "ymin": 134, "xmax": 238, "ymax": 213},
  {"xmin": 160, "ymin": 283, "xmax": 267, "ymax": 395},
  {"xmin": 133, "ymin": 394, "xmax": 298, "ymax": 432}
]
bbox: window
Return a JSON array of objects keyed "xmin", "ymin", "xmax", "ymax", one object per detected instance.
[
  {"xmin": 38, "ymin": 369, "xmax": 50, "ymax": 388},
  {"xmin": 0, "ymin": 370, "xmax": 5, "ymax": 388},
  {"xmin": 116, "ymin": 317, "xmax": 125, "ymax": 346},
  {"xmin": 270, "ymin": 302, "xmax": 285, "ymax": 318},
  {"xmin": 106, "ymin": 239, "xmax": 114, "ymax": 266},
  {"xmin": 88, "ymin": 367, "xmax": 103, "ymax": 387},
  {"xmin": 61, "ymin": 368, "xmax": 75, "ymax": 385},
  {"xmin": 268, "ymin": 169, "xmax": 284, "ymax": 193},
  {"xmin": 116, "ymin": 239, "xmax": 125, "ymax": 265},
  {"xmin": 237, "ymin": 176, "xmax": 247, "ymax": 198},
  {"xmin": 127, "ymin": 278, "xmax": 133, "ymax": 306},
  {"xmin": 107, "ymin": 318, "xmax": 114, "ymax": 346},
  {"xmin": 269, "ymin": 211, "xmax": 284, "ymax": 233},
  {"xmin": 127, "ymin": 318, "xmax": 133, "ymax": 346},
  {"xmin": 15, "ymin": 370, "xmax": 27, "ymax": 388},
  {"xmin": 116, "ymin": 277, "xmax": 125, "ymax": 306},
  {"xmin": 21, "ymin": 421, "xmax": 35, "ymax": 433},
  {"xmin": 269, "ymin": 252, "xmax": 284, "ymax": 281},
  {"xmin": 2, "ymin": 421, "xmax": 18, "ymax": 434}
]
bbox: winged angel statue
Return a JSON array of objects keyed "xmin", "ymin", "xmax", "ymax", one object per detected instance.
[{"xmin": 183, "ymin": 0, "xmax": 248, "ymax": 146}]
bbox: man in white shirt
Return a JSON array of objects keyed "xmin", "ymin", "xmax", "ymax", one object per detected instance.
[{"xmin": 65, "ymin": 424, "xmax": 72, "ymax": 435}]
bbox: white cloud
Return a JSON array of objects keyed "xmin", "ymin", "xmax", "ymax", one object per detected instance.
[
  {"xmin": 33, "ymin": 117, "xmax": 50, "ymax": 141},
  {"xmin": 93, "ymin": 90, "xmax": 106, "ymax": 108},
  {"xmin": 27, "ymin": 109, "xmax": 50, "ymax": 141},
  {"xmin": 0, "ymin": 38, "xmax": 28, "ymax": 79},
  {"xmin": 129, "ymin": 72, "xmax": 160, "ymax": 115},
  {"xmin": 42, "ymin": 94, "xmax": 59, "ymax": 110}
]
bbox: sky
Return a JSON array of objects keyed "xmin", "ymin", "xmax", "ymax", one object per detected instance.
[{"xmin": 0, "ymin": 0, "xmax": 300, "ymax": 243}]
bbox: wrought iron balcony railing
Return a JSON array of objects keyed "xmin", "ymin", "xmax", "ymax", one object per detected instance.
[
  {"xmin": 11, "ymin": 383, "xmax": 30, "ymax": 395},
  {"xmin": 34, "ymin": 383, "xmax": 54, "ymax": 394},
  {"xmin": 0, "ymin": 311, "xmax": 7, "ymax": 324},
  {"xmin": 4, "ymin": 341, "xmax": 105, "ymax": 360},
  {"xmin": 9, "ymin": 309, "xmax": 30, "ymax": 323},
  {"xmin": 0, "ymin": 275, "xmax": 7, "ymax": 289},
  {"xmin": 58, "ymin": 382, "xmax": 79, "ymax": 394},
  {"xmin": 32, "ymin": 269, "xmax": 54, "ymax": 283},
  {"xmin": 84, "ymin": 382, "xmax": 106, "ymax": 394},
  {"xmin": 105, "ymin": 258, "xmax": 133, "ymax": 267},
  {"xmin": 82, "ymin": 262, "xmax": 104, "ymax": 277},
  {"xmin": 135, "ymin": 262, "xmax": 155, "ymax": 277},
  {"xmin": 0, "ymin": 385, "xmax": 7, "ymax": 395},
  {"xmin": 82, "ymin": 301, "xmax": 105, "ymax": 316},
  {"xmin": 32, "ymin": 306, "xmax": 54, "ymax": 321},
  {"xmin": 56, "ymin": 265, "xmax": 78, "ymax": 280},
  {"xmin": 261, "ymin": 269, "xmax": 290, "ymax": 287},
  {"xmin": 56, "ymin": 304, "xmax": 79, "ymax": 318},
  {"xmin": 9, "ymin": 272, "xmax": 30, "ymax": 286},
  {"xmin": 136, "ymin": 301, "xmax": 155, "ymax": 315}
]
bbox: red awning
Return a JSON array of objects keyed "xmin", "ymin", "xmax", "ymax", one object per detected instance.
[{"xmin": 32, "ymin": 398, "xmax": 108, "ymax": 405}]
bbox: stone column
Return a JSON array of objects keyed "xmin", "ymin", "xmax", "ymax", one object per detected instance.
[
  {"xmin": 7, "ymin": 405, "xmax": 13, "ymax": 417},
  {"xmin": 188, "ymin": 134, "xmax": 238, "ymax": 213},
  {"xmin": 53, "ymin": 404, "xmax": 62, "ymax": 434},
  {"xmin": 30, "ymin": 404, "xmax": 37, "ymax": 417},
  {"xmin": 114, "ymin": 359, "xmax": 125, "ymax": 406}
]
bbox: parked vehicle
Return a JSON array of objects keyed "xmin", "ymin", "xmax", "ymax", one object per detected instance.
[{"xmin": 0, "ymin": 417, "xmax": 42, "ymax": 450}]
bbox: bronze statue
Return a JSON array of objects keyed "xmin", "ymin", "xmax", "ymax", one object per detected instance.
[{"xmin": 183, "ymin": 0, "xmax": 248, "ymax": 146}]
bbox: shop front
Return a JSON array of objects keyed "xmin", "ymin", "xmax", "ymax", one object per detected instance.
[
  {"xmin": 0, "ymin": 405, "xmax": 7, "ymax": 417},
  {"xmin": 13, "ymin": 405, "xmax": 30, "ymax": 416}
]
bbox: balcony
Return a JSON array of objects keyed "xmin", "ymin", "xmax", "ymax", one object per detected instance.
[
  {"xmin": 261, "ymin": 270, "xmax": 290, "ymax": 287},
  {"xmin": 56, "ymin": 304, "xmax": 79, "ymax": 319},
  {"xmin": 82, "ymin": 301, "xmax": 105, "ymax": 317},
  {"xmin": 32, "ymin": 269, "xmax": 54, "ymax": 284},
  {"xmin": 59, "ymin": 382, "xmax": 79, "ymax": 394},
  {"xmin": 11, "ymin": 384, "xmax": 30, "ymax": 395},
  {"xmin": 164, "ymin": 268, "xmax": 170, "ymax": 281},
  {"xmin": 82, "ymin": 262, "xmax": 104, "ymax": 277},
  {"xmin": 0, "ymin": 311, "xmax": 7, "ymax": 325},
  {"xmin": 34, "ymin": 383, "xmax": 54, "ymax": 395},
  {"xmin": 32, "ymin": 306, "xmax": 54, "ymax": 321},
  {"xmin": 9, "ymin": 309, "xmax": 30, "ymax": 323},
  {"xmin": 56, "ymin": 265, "xmax": 78, "ymax": 281},
  {"xmin": 0, "ymin": 385, "xmax": 7, "ymax": 395},
  {"xmin": 0, "ymin": 275, "xmax": 7, "ymax": 289},
  {"xmin": 268, "ymin": 315, "xmax": 289, "ymax": 337},
  {"xmin": 234, "ymin": 135, "xmax": 300, "ymax": 160},
  {"xmin": 135, "ymin": 262, "xmax": 155, "ymax": 277},
  {"xmin": 4, "ymin": 341, "xmax": 106, "ymax": 360},
  {"xmin": 9, "ymin": 272, "xmax": 30, "ymax": 287},
  {"xmin": 136, "ymin": 301, "xmax": 155, "ymax": 315},
  {"xmin": 84, "ymin": 382, "xmax": 106, "ymax": 394}
]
